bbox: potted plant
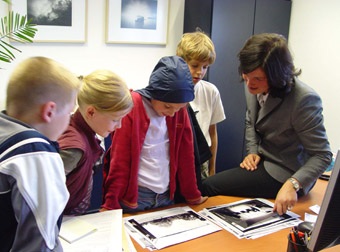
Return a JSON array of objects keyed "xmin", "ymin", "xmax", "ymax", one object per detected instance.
[{"xmin": 0, "ymin": 0, "xmax": 37, "ymax": 65}]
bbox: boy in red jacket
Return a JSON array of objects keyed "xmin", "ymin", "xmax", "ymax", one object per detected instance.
[{"xmin": 102, "ymin": 56, "xmax": 207, "ymax": 212}]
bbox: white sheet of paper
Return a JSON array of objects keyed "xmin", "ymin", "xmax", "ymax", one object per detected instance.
[
  {"xmin": 123, "ymin": 223, "xmax": 137, "ymax": 252},
  {"xmin": 60, "ymin": 210, "xmax": 122, "ymax": 252},
  {"xmin": 59, "ymin": 218, "xmax": 97, "ymax": 243},
  {"xmin": 305, "ymin": 212, "xmax": 318, "ymax": 223},
  {"xmin": 309, "ymin": 204, "xmax": 320, "ymax": 214}
]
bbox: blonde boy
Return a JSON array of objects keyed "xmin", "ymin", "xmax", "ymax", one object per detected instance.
[
  {"xmin": 177, "ymin": 31, "xmax": 226, "ymax": 179},
  {"xmin": 0, "ymin": 57, "xmax": 80, "ymax": 251}
]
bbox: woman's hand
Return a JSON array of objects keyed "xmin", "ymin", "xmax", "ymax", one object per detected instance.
[
  {"xmin": 273, "ymin": 180, "xmax": 298, "ymax": 215},
  {"xmin": 240, "ymin": 154, "xmax": 261, "ymax": 171}
]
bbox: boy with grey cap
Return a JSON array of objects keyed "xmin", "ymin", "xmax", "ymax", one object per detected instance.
[{"xmin": 102, "ymin": 56, "xmax": 207, "ymax": 212}]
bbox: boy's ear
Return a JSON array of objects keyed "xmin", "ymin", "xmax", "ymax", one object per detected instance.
[
  {"xmin": 85, "ymin": 105, "xmax": 96, "ymax": 119},
  {"xmin": 41, "ymin": 101, "xmax": 57, "ymax": 123}
]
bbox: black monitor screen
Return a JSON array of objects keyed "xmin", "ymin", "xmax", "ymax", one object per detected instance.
[{"xmin": 307, "ymin": 149, "xmax": 340, "ymax": 252}]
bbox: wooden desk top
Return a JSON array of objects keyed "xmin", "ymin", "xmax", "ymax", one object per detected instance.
[{"xmin": 125, "ymin": 179, "xmax": 340, "ymax": 252}]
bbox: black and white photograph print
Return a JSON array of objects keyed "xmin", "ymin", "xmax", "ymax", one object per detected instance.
[
  {"xmin": 124, "ymin": 207, "xmax": 221, "ymax": 249},
  {"xmin": 129, "ymin": 210, "xmax": 208, "ymax": 241},
  {"xmin": 200, "ymin": 199, "xmax": 302, "ymax": 239},
  {"xmin": 121, "ymin": 0, "xmax": 157, "ymax": 30},
  {"xmin": 11, "ymin": 0, "xmax": 87, "ymax": 42},
  {"xmin": 209, "ymin": 199, "xmax": 287, "ymax": 231},
  {"xmin": 106, "ymin": 0, "xmax": 168, "ymax": 44},
  {"xmin": 27, "ymin": 0, "xmax": 72, "ymax": 26}
]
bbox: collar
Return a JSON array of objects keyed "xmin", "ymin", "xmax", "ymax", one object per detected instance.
[
  {"xmin": 257, "ymin": 93, "xmax": 269, "ymax": 107},
  {"xmin": 71, "ymin": 109, "xmax": 97, "ymax": 138},
  {"xmin": 1, "ymin": 111, "xmax": 60, "ymax": 151}
]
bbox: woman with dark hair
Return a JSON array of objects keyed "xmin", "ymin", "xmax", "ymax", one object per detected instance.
[
  {"xmin": 202, "ymin": 33, "xmax": 332, "ymax": 215},
  {"xmin": 238, "ymin": 33, "xmax": 300, "ymax": 97}
]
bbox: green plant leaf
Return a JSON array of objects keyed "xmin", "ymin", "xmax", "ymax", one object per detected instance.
[
  {"xmin": 0, "ymin": 10, "xmax": 37, "ymax": 64},
  {"xmin": 0, "ymin": 40, "xmax": 19, "ymax": 55}
]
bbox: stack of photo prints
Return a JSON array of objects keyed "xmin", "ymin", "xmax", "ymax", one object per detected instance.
[
  {"xmin": 199, "ymin": 198, "xmax": 302, "ymax": 240},
  {"xmin": 123, "ymin": 199, "xmax": 302, "ymax": 250}
]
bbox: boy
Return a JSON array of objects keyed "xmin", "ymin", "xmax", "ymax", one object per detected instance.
[
  {"xmin": 0, "ymin": 57, "xmax": 80, "ymax": 251},
  {"xmin": 102, "ymin": 56, "xmax": 207, "ymax": 212},
  {"xmin": 176, "ymin": 31, "xmax": 226, "ymax": 179}
]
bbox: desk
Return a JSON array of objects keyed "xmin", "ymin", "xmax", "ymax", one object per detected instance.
[{"xmin": 125, "ymin": 179, "xmax": 340, "ymax": 252}]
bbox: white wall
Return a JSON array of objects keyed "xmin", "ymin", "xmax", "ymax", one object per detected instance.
[
  {"xmin": 0, "ymin": 0, "xmax": 185, "ymax": 108},
  {"xmin": 1, "ymin": 0, "xmax": 339, "ymax": 152},
  {"xmin": 289, "ymin": 0, "xmax": 340, "ymax": 153}
]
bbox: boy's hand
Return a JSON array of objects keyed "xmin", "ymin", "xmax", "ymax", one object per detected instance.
[
  {"xmin": 99, "ymin": 207, "xmax": 109, "ymax": 212},
  {"xmin": 190, "ymin": 196, "xmax": 208, "ymax": 205}
]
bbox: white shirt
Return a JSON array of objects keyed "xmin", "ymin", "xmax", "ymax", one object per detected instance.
[
  {"xmin": 137, "ymin": 97, "xmax": 170, "ymax": 193},
  {"xmin": 189, "ymin": 80, "xmax": 226, "ymax": 146},
  {"xmin": 257, "ymin": 93, "xmax": 269, "ymax": 107}
]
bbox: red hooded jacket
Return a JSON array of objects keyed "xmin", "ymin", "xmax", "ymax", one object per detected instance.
[{"xmin": 102, "ymin": 92, "xmax": 201, "ymax": 209}]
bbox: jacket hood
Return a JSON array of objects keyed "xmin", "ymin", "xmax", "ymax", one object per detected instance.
[{"xmin": 136, "ymin": 56, "xmax": 194, "ymax": 103}]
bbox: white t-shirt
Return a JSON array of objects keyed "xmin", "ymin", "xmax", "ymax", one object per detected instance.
[
  {"xmin": 189, "ymin": 80, "xmax": 226, "ymax": 146},
  {"xmin": 137, "ymin": 97, "xmax": 170, "ymax": 194}
]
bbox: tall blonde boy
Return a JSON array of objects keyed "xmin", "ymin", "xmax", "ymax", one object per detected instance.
[
  {"xmin": 177, "ymin": 31, "xmax": 226, "ymax": 179},
  {"xmin": 0, "ymin": 57, "xmax": 80, "ymax": 251}
]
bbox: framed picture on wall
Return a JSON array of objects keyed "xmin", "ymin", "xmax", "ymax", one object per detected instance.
[
  {"xmin": 106, "ymin": 0, "xmax": 169, "ymax": 45},
  {"xmin": 10, "ymin": 0, "xmax": 87, "ymax": 43}
]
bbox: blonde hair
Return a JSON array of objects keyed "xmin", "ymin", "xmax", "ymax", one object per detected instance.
[
  {"xmin": 77, "ymin": 70, "xmax": 133, "ymax": 113},
  {"xmin": 176, "ymin": 31, "xmax": 216, "ymax": 65},
  {"xmin": 6, "ymin": 57, "xmax": 80, "ymax": 114}
]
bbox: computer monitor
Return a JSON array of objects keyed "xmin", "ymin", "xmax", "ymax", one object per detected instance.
[{"xmin": 307, "ymin": 149, "xmax": 340, "ymax": 252}]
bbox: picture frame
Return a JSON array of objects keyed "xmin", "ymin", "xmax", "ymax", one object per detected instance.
[
  {"xmin": 10, "ymin": 0, "xmax": 87, "ymax": 43},
  {"xmin": 106, "ymin": 0, "xmax": 169, "ymax": 45}
]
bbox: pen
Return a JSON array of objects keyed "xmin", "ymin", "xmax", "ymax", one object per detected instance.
[
  {"xmin": 298, "ymin": 231, "xmax": 304, "ymax": 238},
  {"xmin": 290, "ymin": 231, "xmax": 299, "ymax": 252},
  {"xmin": 295, "ymin": 230, "xmax": 305, "ymax": 245},
  {"xmin": 297, "ymin": 231, "xmax": 306, "ymax": 244}
]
